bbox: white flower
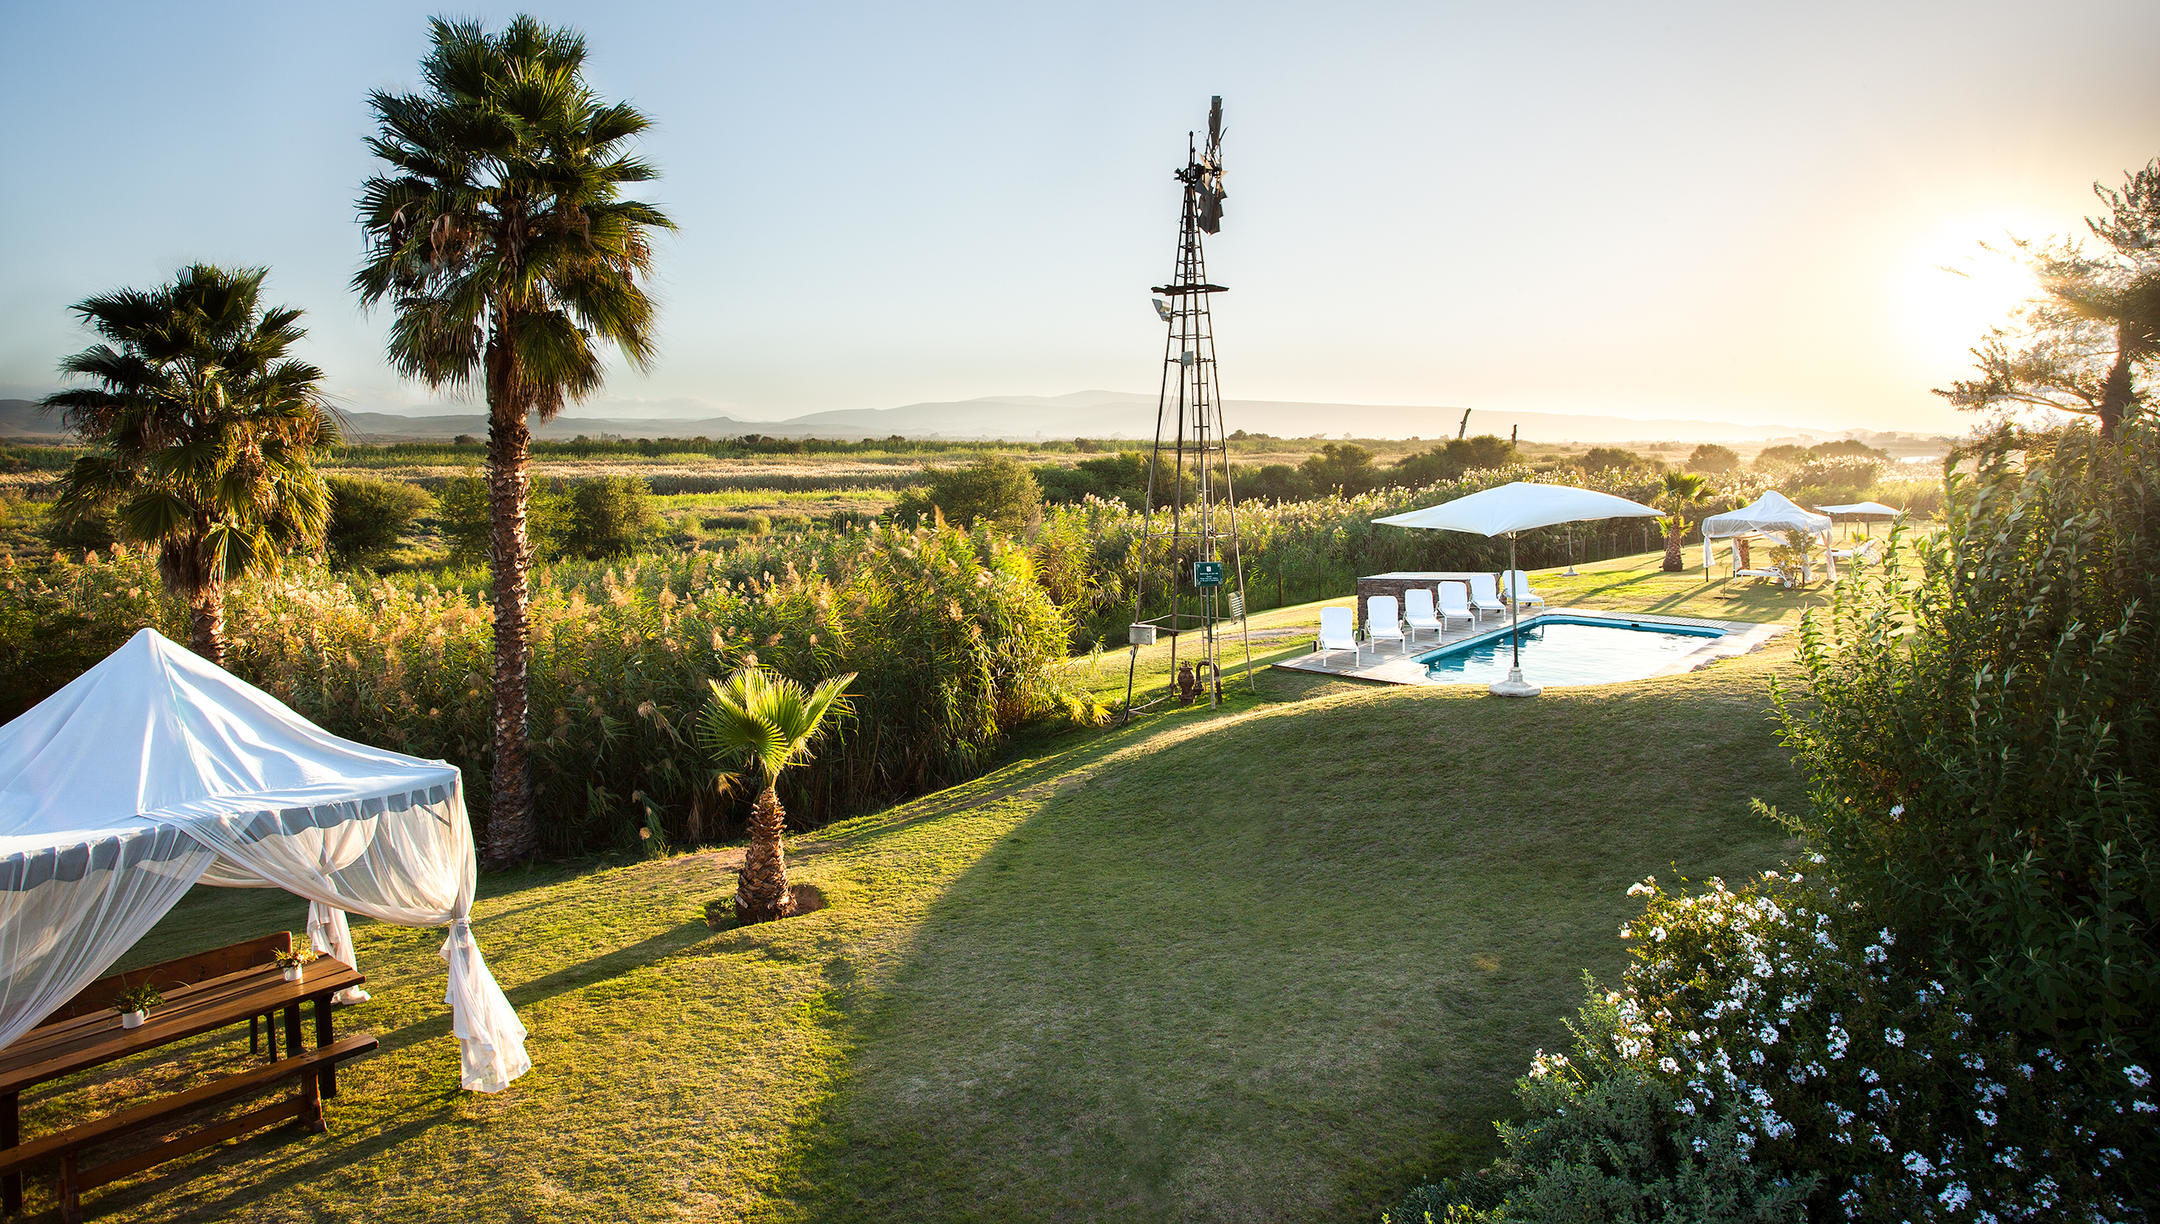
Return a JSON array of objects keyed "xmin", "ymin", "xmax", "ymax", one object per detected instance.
[
  {"xmin": 2126, "ymin": 1064, "xmax": 2151, "ymax": 1090},
  {"xmin": 1888, "ymin": 803, "xmax": 1905, "ymax": 818},
  {"xmin": 1903, "ymin": 1150, "xmax": 1934, "ymax": 1176},
  {"xmin": 1939, "ymin": 1183, "xmax": 1971, "ymax": 1211},
  {"xmin": 1885, "ymin": 1027, "xmax": 1905, "ymax": 1047},
  {"xmin": 1975, "ymin": 1108, "xmax": 1997, "ymax": 1126},
  {"xmin": 1627, "ymin": 878, "xmax": 1656, "ymax": 897}
]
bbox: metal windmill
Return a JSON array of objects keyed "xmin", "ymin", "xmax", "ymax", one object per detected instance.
[{"xmin": 1122, "ymin": 96, "xmax": 1253, "ymax": 715}]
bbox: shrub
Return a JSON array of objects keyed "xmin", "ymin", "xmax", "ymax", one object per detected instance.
[
  {"xmin": 892, "ymin": 456, "xmax": 1041, "ymax": 530},
  {"xmin": 560, "ymin": 476, "xmax": 657, "ymax": 559},
  {"xmin": 703, "ymin": 511, "xmax": 771, "ymax": 534},
  {"xmin": 1776, "ymin": 422, "xmax": 2160, "ymax": 1054},
  {"xmin": 0, "ymin": 523, "xmax": 1089, "ymax": 857},
  {"xmin": 326, "ymin": 475, "xmax": 433, "ymax": 566},
  {"xmin": 433, "ymin": 472, "xmax": 568, "ymax": 562},
  {"xmin": 1580, "ymin": 446, "xmax": 1650, "ymax": 472},
  {"xmin": 1388, "ymin": 872, "xmax": 2156, "ymax": 1222}
]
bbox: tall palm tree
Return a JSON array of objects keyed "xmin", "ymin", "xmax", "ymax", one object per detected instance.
[
  {"xmin": 1658, "ymin": 471, "xmax": 1709, "ymax": 573},
  {"xmin": 42, "ymin": 264, "xmax": 335, "ymax": 662},
  {"xmin": 696, "ymin": 665, "xmax": 856, "ymax": 924},
  {"xmin": 354, "ymin": 16, "xmax": 674, "ymax": 866}
]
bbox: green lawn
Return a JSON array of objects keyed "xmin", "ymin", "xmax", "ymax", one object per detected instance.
[{"xmin": 45, "ymin": 554, "xmax": 1808, "ymax": 1223}]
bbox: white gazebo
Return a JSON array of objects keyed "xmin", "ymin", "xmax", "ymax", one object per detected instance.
[
  {"xmin": 1699, "ymin": 491, "xmax": 1836, "ymax": 582},
  {"xmin": 0, "ymin": 629, "xmax": 529, "ymax": 1092}
]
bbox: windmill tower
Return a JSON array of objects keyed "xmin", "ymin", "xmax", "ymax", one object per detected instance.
[{"xmin": 1123, "ymin": 97, "xmax": 1253, "ymax": 715}]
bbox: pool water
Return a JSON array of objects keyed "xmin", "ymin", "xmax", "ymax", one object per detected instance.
[{"xmin": 1418, "ymin": 616, "xmax": 1726, "ymax": 687}]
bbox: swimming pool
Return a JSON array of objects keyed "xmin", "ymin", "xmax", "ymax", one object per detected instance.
[{"xmin": 1417, "ymin": 615, "xmax": 1728, "ymax": 687}]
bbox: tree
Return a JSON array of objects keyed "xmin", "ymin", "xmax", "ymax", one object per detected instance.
[
  {"xmin": 696, "ymin": 664, "xmax": 856, "ymax": 924},
  {"xmin": 1939, "ymin": 158, "xmax": 2160, "ymax": 438},
  {"xmin": 893, "ymin": 456, "xmax": 1041, "ymax": 530},
  {"xmin": 1656, "ymin": 471, "xmax": 1708, "ymax": 572},
  {"xmin": 326, "ymin": 475, "xmax": 433, "ymax": 567},
  {"xmin": 1299, "ymin": 442, "xmax": 1380, "ymax": 496},
  {"xmin": 355, "ymin": 16, "xmax": 674, "ymax": 866},
  {"xmin": 1753, "ymin": 443, "xmax": 1809, "ymax": 470},
  {"xmin": 1685, "ymin": 443, "xmax": 1739, "ymax": 474},
  {"xmin": 42, "ymin": 264, "xmax": 334, "ymax": 661},
  {"xmin": 1392, "ymin": 435, "xmax": 1519, "ymax": 486}
]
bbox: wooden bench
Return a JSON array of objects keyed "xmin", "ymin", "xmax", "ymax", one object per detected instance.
[
  {"xmin": 0, "ymin": 1035, "xmax": 377, "ymax": 1223},
  {"xmin": 36, "ymin": 935, "xmax": 293, "ymax": 1055}
]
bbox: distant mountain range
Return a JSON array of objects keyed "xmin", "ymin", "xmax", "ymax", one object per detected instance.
[{"xmin": 2, "ymin": 390, "xmax": 1873, "ymax": 447}]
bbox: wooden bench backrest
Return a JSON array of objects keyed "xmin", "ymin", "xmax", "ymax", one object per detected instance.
[{"xmin": 35, "ymin": 933, "xmax": 294, "ymax": 1028}]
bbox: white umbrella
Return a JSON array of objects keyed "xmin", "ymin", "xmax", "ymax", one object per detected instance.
[{"xmin": 1374, "ymin": 481, "xmax": 1661, "ymax": 696}]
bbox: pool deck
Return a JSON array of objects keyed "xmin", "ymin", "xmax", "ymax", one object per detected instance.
[{"xmin": 1273, "ymin": 605, "xmax": 1784, "ymax": 687}]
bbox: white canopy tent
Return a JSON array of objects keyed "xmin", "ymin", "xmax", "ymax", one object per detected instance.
[
  {"xmin": 1817, "ymin": 500, "xmax": 1905, "ymax": 540},
  {"xmin": 1374, "ymin": 481, "xmax": 1661, "ymax": 696},
  {"xmin": 1699, "ymin": 491, "xmax": 1836, "ymax": 581},
  {"xmin": 0, "ymin": 629, "xmax": 529, "ymax": 1092}
]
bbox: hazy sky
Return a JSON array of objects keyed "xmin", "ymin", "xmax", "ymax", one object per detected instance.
[{"xmin": 3, "ymin": 1, "xmax": 2156, "ymax": 433}]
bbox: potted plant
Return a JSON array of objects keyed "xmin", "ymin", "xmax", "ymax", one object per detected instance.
[
  {"xmin": 111, "ymin": 982, "xmax": 163, "ymax": 1029},
  {"xmin": 272, "ymin": 939, "xmax": 318, "ymax": 982}
]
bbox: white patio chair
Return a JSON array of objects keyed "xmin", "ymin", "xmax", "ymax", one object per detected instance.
[
  {"xmin": 1365, "ymin": 594, "xmax": 1407, "ymax": 655},
  {"xmin": 1434, "ymin": 582, "xmax": 1477, "ymax": 631},
  {"xmin": 1504, "ymin": 570, "xmax": 1547, "ymax": 608},
  {"xmin": 1402, "ymin": 587, "xmax": 1447, "ymax": 643},
  {"xmin": 1316, "ymin": 606, "xmax": 1360, "ymax": 664},
  {"xmin": 1464, "ymin": 573, "xmax": 1507, "ymax": 620}
]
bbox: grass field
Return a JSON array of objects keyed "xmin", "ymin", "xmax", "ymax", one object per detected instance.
[{"xmin": 39, "ymin": 554, "xmax": 1814, "ymax": 1224}]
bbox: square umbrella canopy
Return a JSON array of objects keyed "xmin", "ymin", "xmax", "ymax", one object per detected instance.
[{"xmin": 1373, "ymin": 482, "xmax": 1661, "ymax": 695}]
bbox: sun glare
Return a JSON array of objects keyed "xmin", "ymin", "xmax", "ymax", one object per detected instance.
[{"xmin": 1890, "ymin": 214, "xmax": 2052, "ymax": 368}]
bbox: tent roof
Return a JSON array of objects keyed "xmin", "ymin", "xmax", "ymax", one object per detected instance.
[
  {"xmin": 1373, "ymin": 481, "xmax": 1661, "ymax": 536},
  {"xmin": 1816, "ymin": 500, "xmax": 1904, "ymax": 518},
  {"xmin": 1701, "ymin": 491, "xmax": 1832, "ymax": 538},
  {"xmin": 0, "ymin": 629, "xmax": 456, "ymax": 858}
]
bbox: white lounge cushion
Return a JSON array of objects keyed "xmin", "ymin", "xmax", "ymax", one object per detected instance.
[{"xmin": 1434, "ymin": 583, "xmax": 1476, "ymax": 628}]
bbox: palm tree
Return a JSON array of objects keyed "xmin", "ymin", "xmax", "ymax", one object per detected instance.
[
  {"xmin": 1658, "ymin": 471, "xmax": 1709, "ymax": 573},
  {"xmin": 354, "ymin": 16, "xmax": 674, "ymax": 867},
  {"xmin": 42, "ymin": 264, "xmax": 334, "ymax": 662},
  {"xmin": 696, "ymin": 665, "xmax": 856, "ymax": 924}
]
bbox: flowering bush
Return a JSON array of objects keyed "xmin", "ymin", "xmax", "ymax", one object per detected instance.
[{"xmin": 1386, "ymin": 870, "xmax": 2158, "ymax": 1222}]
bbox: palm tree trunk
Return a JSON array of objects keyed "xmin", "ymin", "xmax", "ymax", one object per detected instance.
[
  {"xmin": 736, "ymin": 784, "xmax": 796, "ymax": 923},
  {"xmin": 188, "ymin": 580, "xmax": 225, "ymax": 665},
  {"xmin": 481, "ymin": 404, "xmax": 539, "ymax": 868},
  {"xmin": 1662, "ymin": 523, "xmax": 1685, "ymax": 572}
]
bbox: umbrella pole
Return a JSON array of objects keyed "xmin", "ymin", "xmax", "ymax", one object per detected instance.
[{"xmin": 1491, "ymin": 533, "xmax": 1541, "ymax": 698}]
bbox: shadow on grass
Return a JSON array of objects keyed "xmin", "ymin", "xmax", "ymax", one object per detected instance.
[{"xmin": 759, "ymin": 662, "xmax": 1804, "ymax": 1224}]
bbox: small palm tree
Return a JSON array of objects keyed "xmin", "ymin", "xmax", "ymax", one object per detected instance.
[
  {"xmin": 42, "ymin": 264, "xmax": 334, "ymax": 662},
  {"xmin": 696, "ymin": 665, "xmax": 856, "ymax": 924},
  {"xmin": 1658, "ymin": 471, "xmax": 1710, "ymax": 573},
  {"xmin": 354, "ymin": 16, "xmax": 674, "ymax": 867}
]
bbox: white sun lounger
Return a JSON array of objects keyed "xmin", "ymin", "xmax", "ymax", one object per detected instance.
[
  {"xmin": 1366, "ymin": 594, "xmax": 1408, "ymax": 655},
  {"xmin": 1402, "ymin": 587, "xmax": 1448, "ymax": 643},
  {"xmin": 1434, "ymin": 582, "xmax": 1477, "ymax": 631},
  {"xmin": 1464, "ymin": 573, "xmax": 1507, "ymax": 620},
  {"xmin": 1504, "ymin": 570, "xmax": 1547, "ymax": 608},
  {"xmin": 1317, "ymin": 605, "xmax": 1360, "ymax": 664}
]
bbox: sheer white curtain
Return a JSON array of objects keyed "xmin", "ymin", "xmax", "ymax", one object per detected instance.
[
  {"xmin": 178, "ymin": 784, "xmax": 530, "ymax": 1093},
  {"xmin": 0, "ymin": 825, "xmax": 215, "ymax": 1051}
]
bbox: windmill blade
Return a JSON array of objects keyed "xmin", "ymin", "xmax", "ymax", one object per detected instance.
[
  {"xmin": 1153, "ymin": 298, "xmax": 1173, "ymax": 321},
  {"xmin": 1207, "ymin": 96, "xmax": 1222, "ymax": 153}
]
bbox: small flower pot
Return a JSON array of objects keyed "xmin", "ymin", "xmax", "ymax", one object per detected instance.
[
  {"xmin": 119, "ymin": 1010, "xmax": 146, "ymax": 1029},
  {"xmin": 281, "ymin": 965, "xmax": 304, "ymax": 982}
]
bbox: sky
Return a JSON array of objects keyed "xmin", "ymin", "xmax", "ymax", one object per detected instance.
[{"xmin": 2, "ymin": 1, "xmax": 2156, "ymax": 435}]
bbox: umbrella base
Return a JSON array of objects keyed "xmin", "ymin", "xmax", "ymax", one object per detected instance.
[{"xmin": 1489, "ymin": 668, "xmax": 1542, "ymax": 698}]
